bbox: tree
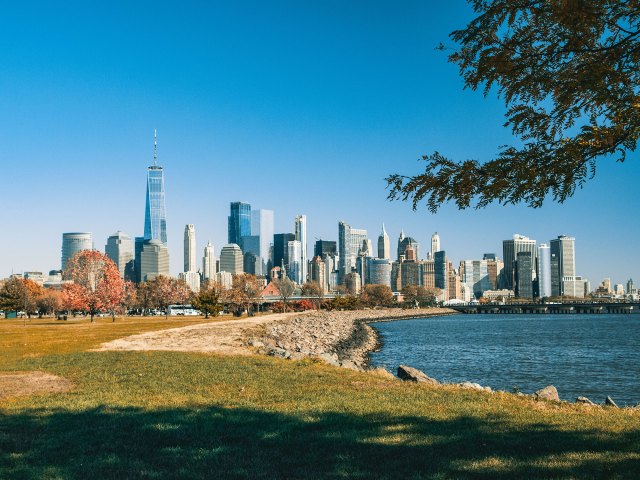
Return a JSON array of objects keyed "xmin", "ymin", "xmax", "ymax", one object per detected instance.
[
  {"xmin": 231, "ymin": 274, "xmax": 263, "ymax": 316},
  {"xmin": 273, "ymin": 277, "xmax": 296, "ymax": 312},
  {"xmin": 145, "ymin": 276, "xmax": 193, "ymax": 317},
  {"xmin": 401, "ymin": 285, "xmax": 440, "ymax": 308},
  {"xmin": 62, "ymin": 250, "xmax": 125, "ymax": 322},
  {"xmin": 37, "ymin": 289, "xmax": 62, "ymax": 317},
  {"xmin": 0, "ymin": 278, "xmax": 28, "ymax": 314},
  {"xmin": 192, "ymin": 281, "xmax": 225, "ymax": 318},
  {"xmin": 360, "ymin": 284, "xmax": 395, "ymax": 308},
  {"xmin": 388, "ymin": 2, "xmax": 640, "ymax": 211},
  {"xmin": 301, "ymin": 281, "xmax": 324, "ymax": 309}
]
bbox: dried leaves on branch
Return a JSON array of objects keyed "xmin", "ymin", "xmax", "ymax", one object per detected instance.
[{"xmin": 387, "ymin": 1, "xmax": 640, "ymax": 211}]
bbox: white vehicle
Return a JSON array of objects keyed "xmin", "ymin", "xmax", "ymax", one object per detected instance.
[{"xmin": 167, "ymin": 304, "xmax": 201, "ymax": 316}]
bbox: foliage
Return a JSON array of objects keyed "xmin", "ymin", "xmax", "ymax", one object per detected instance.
[
  {"xmin": 62, "ymin": 250, "xmax": 125, "ymax": 322},
  {"xmin": 228, "ymin": 274, "xmax": 263, "ymax": 315},
  {"xmin": 143, "ymin": 276, "xmax": 193, "ymax": 317},
  {"xmin": 294, "ymin": 299, "xmax": 315, "ymax": 311},
  {"xmin": 388, "ymin": 1, "xmax": 640, "ymax": 211},
  {"xmin": 192, "ymin": 282, "xmax": 225, "ymax": 318},
  {"xmin": 301, "ymin": 281, "xmax": 324, "ymax": 309},
  {"xmin": 36, "ymin": 289, "xmax": 62, "ymax": 317},
  {"xmin": 359, "ymin": 284, "xmax": 395, "ymax": 308},
  {"xmin": 401, "ymin": 285, "xmax": 440, "ymax": 308},
  {"xmin": 0, "ymin": 278, "xmax": 29, "ymax": 313},
  {"xmin": 273, "ymin": 277, "xmax": 296, "ymax": 312},
  {"xmin": 330, "ymin": 295, "xmax": 360, "ymax": 311}
]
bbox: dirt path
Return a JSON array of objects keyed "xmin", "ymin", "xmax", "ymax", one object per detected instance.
[{"xmin": 95, "ymin": 312, "xmax": 300, "ymax": 355}]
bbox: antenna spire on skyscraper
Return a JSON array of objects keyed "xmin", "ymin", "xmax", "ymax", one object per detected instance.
[{"xmin": 153, "ymin": 129, "xmax": 158, "ymax": 166}]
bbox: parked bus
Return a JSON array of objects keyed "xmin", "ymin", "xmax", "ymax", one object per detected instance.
[{"xmin": 167, "ymin": 305, "xmax": 200, "ymax": 316}]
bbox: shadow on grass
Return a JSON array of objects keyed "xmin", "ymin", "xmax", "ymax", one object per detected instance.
[{"xmin": 1, "ymin": 406, "xmax": 639, "ymax": 479}]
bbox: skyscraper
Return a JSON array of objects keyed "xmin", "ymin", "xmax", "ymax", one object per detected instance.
[
  {"xmin": 287, "ymin": 240, "xmax": 302, "ymax": 284},
  {"xmin": 338, "ymin": 221, "xmax": 351, "ymax": 281},
  {"xmin": 550, "ymin": 235, "xmax": 576, "ymax": 296},
  {"xmin": 515, "ymin": 252, "xmax": 534, "ymax": 298},
  {"xmin": 294, "ymin": 215, "xmax": 307, "ymax": 284},
  {"xmin": 398, "ymin": 233, "xmax": 420, "ymax": 261},
  {"xmin": 144, "ymin": 130, "xmax": 168, "ymax": 245},
  {"xmin": 140, "ymin": 239, "xmax": 170, "ymax": 281},
  {"xmin": 228, "ymin": 202, "xmax": 251, "ymax": 248},
  {"xmin": 434, "ymin": 250, "xmax": 448, "ymax": 299},
  {"xmin": 202, "ymin": 242, "xmax": 215, "ymax": 281},
  {"xmin": 61, "ymin": 232, "xmax": 92, "ymax": 270},
  {"xmin": 219, "ymin": 244, "xmax": 243, "ymax": 274},
  {"xmin": 273, "ymin": 233, "xmax": 295, "ymax": 269},
  {"xmin": 377, "ymin": 224, "xmax": 391, "ymax": 260},
  {"xmin": 431, "ymin": 232, "xmax": 441, "ymax": 256},
  {"xmin": 184, "ymin": 224, "xmax": 196, "ymax": 273},
  {"xmin": 105, "ymin": 231, "xmax": 134, "ymax": 280},
  {"xmin": 502, "ymin": 234, "xmax": 537, "ymax": 291},
  {"xmin": 538, "ymin": 243, "xmax": 552, "ymax": 298},
  {"xmin": 314, "ymin": 240, "xmax": 337, "ymax": 257},
  {"xmin": 251, "ymin": 209, "xmax": 274, "ymax": 274}
]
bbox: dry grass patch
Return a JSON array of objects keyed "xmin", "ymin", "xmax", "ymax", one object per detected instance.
[{"xmin": 0, "ymin": 371, "xmax": 73, "ymax": 399}]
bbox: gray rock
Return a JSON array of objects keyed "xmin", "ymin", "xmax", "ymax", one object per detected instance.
[
  {"xmin": 318, "ymin": 352, "xmax": 340, "ymax": 367},
  {"xmin": 483, "ymin": 386, "xmax": 493, "ymax": 393},
  {"xmin": 576, "ymin": 396, "xmax": 596, "ymax": 406},
  {"xmin": 604, "ymin": 396, "xmax": 619, "ymax": 408},
  {"xmin": 250, "ymin": 340, "xmax": 265, "ymax": 348},
  {"xmin": 397, "ymin": 365, "xmax": 439, "ymax": 385},
  {"xmin": 339, "ymin": 360, "xmax": 361, "ymax": 371},
  {"xmin": 534, "ymin": 385, "xmax": 559, "ymax": 401},
  {"xmin": 458, "ymin": 381, "xmax": 484, "ymax": 391}
]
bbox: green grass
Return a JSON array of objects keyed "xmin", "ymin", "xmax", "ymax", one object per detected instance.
[{"xmin": 1, "ymin": 317, "xmax": 639, "ymax": 479}]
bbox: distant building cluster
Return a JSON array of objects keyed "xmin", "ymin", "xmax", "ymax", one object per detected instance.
[{"xmin": 6, "ymin": 132, "xmax": 638, "ymax": 303}]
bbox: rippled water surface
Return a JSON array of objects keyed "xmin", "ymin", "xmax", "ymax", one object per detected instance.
[{"xmin": 369, "ymin": 314, "xmax": 640, "ymax": 405}]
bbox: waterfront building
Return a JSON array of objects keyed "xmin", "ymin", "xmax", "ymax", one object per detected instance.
[
  {"xmin": 179, "ymin": 271, "xmax": 201, "ymax": 293},
  {"xmin": 483, "ymin": 289, "xmax": 515, "ymax": 301},
  {"xmin": 314, "ymin": 240, "xmax": 337, "ymax": 258},
  {"xmin": 538, "ymin": 243, "xmax": 552, "ymax": 298},
  {"xmin": 105, "ymin": 231, "xmax": 134, "ymax": 280},
  {"xmin": 627, "ymin": 278, "xmax": 635, "ymax": 295},
  {"xmin": 550, "ymin": 235, "xmax": 576, "ymax": 296},
  {"xmin": 61, "ymin": 232, "xmax": 92, "ymax": 270},
  {"xmin": 144, "ymin": 130, "xmax": 168, "ymax": 245},
  {"xmin": 216, "ymin": 271, "xmax": 233, "ymax": 290},
  {"xmin": 219, "ymin": 244, "xmax": 243, "ymax": 274},
  {"xmin": 202, "ymin": 242, "xmax": 215, "ymax": 281},
  {"xmin": 294, "ymin": 215, "xmax": 308, "ymax": 283},
  {"xmin": 228, "ymin": 202, "xmax": 251, "ymax": 248},
  {"xmin": 486, "ymin": 258, "xmax": 503, "ymax": 290},
  {"xmin": 309, "ymin": 256, "xmax": 327, "ymax": 292},
  {"xmin": 448, "ymin": 264, "xmax": 461, "ymax": 300},
  {"xmin": 377, "ymin": 224, "xmax": 391, "ymax": 260},
  {"xmin": 434, "ymin": 251, "xmax": 448, "ymax": 298},
  {"xmin": 563, "ymin": 276, "xmax": 587, "ymax": 298},
  {"xmin": 614, "ymin": 283, "xmax": 625, "ymax": 296},
  {"xmin": 251, "ymin": 209, "xmax": 274, "ymax": 274},
  {"xmin": 367, "ymin": 258, "xmax": 392, "ymax": 287},
  {"xmin": 515, "ymin": 251, "xmax": 534, "ymax": 298},
  {"xmin": 183, "ymin": 224, "xmax": 196, "ymax": 273},
  {"xmin": 431, "ymin": 232, "xmax": 441, "ymax": 256},
  {"xmin": 287, "ymin": 240, "xmax": 302, "ymax": 284},
  {"xmin": 483, "ymin": 253, "xmax": 496, "ymax": 261},
  {"xmin": 273, "ymin": 233, "xmax": 295, "ymax": 270},
  {"xmin": 140, "ymin": 239, "xmax": 170, "ymax": 281},
  {"xmin": 502, "ymin": 234, "xmax": 537, "ymax": 291},
  {"xmin": 460, "ymin": 260, "xmax": 492, "ymax": 299}
]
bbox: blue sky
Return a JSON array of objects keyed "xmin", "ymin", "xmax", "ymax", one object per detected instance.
[{"xmin": 0, "ymin": 1, "xmax": 638, "ymax": 287}]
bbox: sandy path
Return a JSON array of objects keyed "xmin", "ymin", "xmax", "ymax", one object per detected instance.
[{"xmin": 95, "ymin": 312, "xmax": 300, "ymax": 355}]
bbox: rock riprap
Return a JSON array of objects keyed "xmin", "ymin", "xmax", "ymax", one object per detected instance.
[{"xmin": 397, "ymin": 365, "xmax": 440, "ymax": 385}]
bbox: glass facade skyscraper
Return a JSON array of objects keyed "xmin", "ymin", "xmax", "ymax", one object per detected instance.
[
  {"xmin": 144, "ymin": 132, "xmax": 167, "ymax": 245},
  {"xmin": 228, "ymin": 202, "xmax": 251, "ymax": 247}
]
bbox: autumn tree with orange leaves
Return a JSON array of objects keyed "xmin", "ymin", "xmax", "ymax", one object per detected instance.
[{"xmin": 62, "ymin": 250, "xmax": 125, "ymax": 322}]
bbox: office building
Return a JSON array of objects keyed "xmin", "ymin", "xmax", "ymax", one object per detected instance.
[
  {"xmin": 515, "ymin": 251, "xmax": 534, "ymax": 298},
  {"xmin": 377, "ymin": 225, "xmax": 391, "ymax": 260},
  {"xmin": 309, "ymin": 256, "xmax": 327, "ymax": 292},
  {"xmin": 338, "ymin": 221, "xmax": 351, "ymax": 280},
  {"xmin": 294, "ymin": 215, "xmax": 308, "ymax": 283},
  {"xmin": 486, "ymin": 258, "xmax": 503, "ymax": 290},
  {"xmin": 241, "ymin": 235, "xmax": 261, "ymax": 275},
  {"xmin": 216, "ymin": 271, "xmax": 233, "ymax": 290},
  {"xmin": 144, "ymin": 130, "xmax": 168, "ymax": 245},
  {"xmin": 202, "ymin": 242, "xmax": 215, "ymax": 281},
  {"xmin": 431, "ymin": 232, "xmax": 441, "ymax": 256},
  {"xmin": 538, "ymin": 243, "xmax": 552, "ymax": 298},
  {"xmin": 105, "ymin": 231, "xmax": 134, "ymax": 280},
  {"xmin": 228, "ymin": 202, "xmax": 251, "ymax": 248},
  {"xmin": 287, "ymin": 240, "xmax": 302, "ymax": 284},
  {"xmin": 179, "ymin": 271, "xmax": 201, "ymax": 293},
  {"xmin": 219, "ymin": 244, "xmax": 243, "ymax": 274},
  {"xmin": 273, "ymin": 233, "xmax": 295, "ymax": 269},
  {"xmin": 460, "ymin": 260, "xmax": 492, "ymax": 299},
  {"xmin": 502, "ymin": 234, "xmax": 537, "ymax": 291},
  {"xmin": 344, "ymin": 272, "xmax": 361, "ymax": 295},
  {"xmin": 550, "ymin": 235, "xmax": 576, "ymax": 296},
  {"xmin": 134, "ymin": 236, "xmax": 145, "ymax": 283},
  {"xmin": 367, "ymin": 258, "xmax": 392, "ymax": 287},
  {"xmin": 314, "ymin": 240, "xmax": 337, "ymax": 257},
  {"xmin": 251, "ymin": 209, "xmax": 274, "ymax": 274},
  {"xmin": 61, "ymin": 232, "xmax": 92, "ymax": 270},
  {"xmin": 397, "ymin": 231, "xmax": 420, "ymax": 261},
  {"xmin": 434, "ymin": 251, "xmax": 448, "ymax": 299},
  {"xmin": 140, "ymin": 239, "xmax": 170, "ymax": 281},
  {"xmin": 184, "ymin": 224, "xmax": 196, "ymax": 273},
  {"xmin": 243, "ymin": 252, "xmax": 261, "ymax": 275}
]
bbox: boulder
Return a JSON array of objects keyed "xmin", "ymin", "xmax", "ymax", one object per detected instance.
[
  {"xmin": 339, "ymin": 360, "xmax": 361, "ymax": 371},
  {"xmin": 318, "ymin": 352, "xmax": 341, "ymax": 367},
  {"xmin": 397, "ymin": 365, "xmax": 439, "ymax": 385},
  {"xmin": 604, "ymin": 396, "xmax": 619, "ymax": 408},
  {"xmin": 576, "ymin": 396, "xmax": 596, "ymax": 406},
  {"xmin": 534, "ymin": 385, "xmax": 559, "ymax": 401},
  {"xmin": 458, "ymin": 381, "xmax": 484, "ymax": 391}
]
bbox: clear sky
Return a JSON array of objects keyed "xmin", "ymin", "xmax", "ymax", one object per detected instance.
[{"xmin": 0, "ymin": 1, "xmax": 638, "ymax": 287}]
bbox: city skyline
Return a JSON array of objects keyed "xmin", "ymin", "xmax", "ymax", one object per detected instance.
[{"xmin": 0, "ymin": 1, "xmax": 638, "ymax": 285}]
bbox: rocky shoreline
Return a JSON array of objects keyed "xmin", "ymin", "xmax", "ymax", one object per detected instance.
[{"xmin": 247, "ymin": 307, "xmax": 456, "ymax": 370}]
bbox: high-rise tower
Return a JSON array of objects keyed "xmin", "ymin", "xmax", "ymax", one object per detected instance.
[
  {"xmin": 61, "ymin": 232, "xmax": 93, "ymax": 270},
  {"xmin": 202, "ymin": 242, "xmax": 215, "ymax": 281},
  {"xmin": 143, "ymin": 130, "xmax": 168, "ymax": 245},
  {"xmin": 431, "ymin": 232, "xmax": 441, "ymax": 256},
  {"xmin": 294, "ymin": 215, "xmax": 307, "ymax": 283},
  {"xmin": 184, "ymin": 224, "xmax": 196, "ymax": 272},
  {"xmin": 378, "ymin": 224, "xmax": 391, "ymax": 260},
  {"xmin": 537, "ymin": 243, "xmax": 551, "ymax": 298},
  {"xmin": 105, "ymin": 231, "xmax": 134, "ymax": 280},
  {"xmin": 550, "ymin": 235, "xmax": 576, "ymax": 296},
  {"xmin": 251, "ymin": 209, "xmax": 274, "ymax": 274},
  {"xmin": 502, "ymin": 234, "xmax": 537, "ymax": 291},
  {"xmin": 228, "ymin": 202, "xmax": 251, "ymax": 248}
]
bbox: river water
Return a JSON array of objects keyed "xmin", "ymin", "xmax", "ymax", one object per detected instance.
[{"xmin": 369, "ymin": 313, "xmax": 640, "ymax": 406}]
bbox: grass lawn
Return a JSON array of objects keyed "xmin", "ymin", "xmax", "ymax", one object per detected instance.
[{"xmin": 1, "ymin": 316, "xmax": 639, "ymax": 479}]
